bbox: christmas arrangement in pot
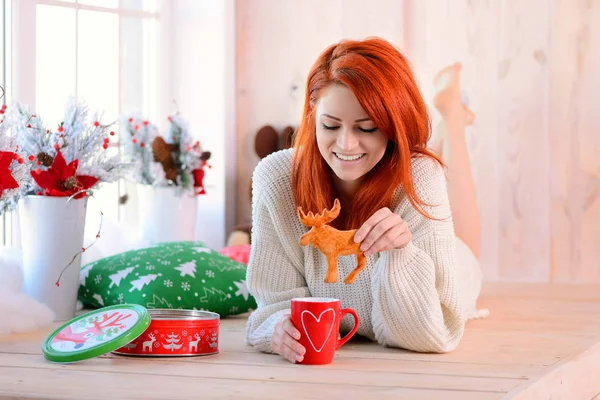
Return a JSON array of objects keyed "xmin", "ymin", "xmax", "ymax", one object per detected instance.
[
  {"xmin": 121, "ymin": 112, "xmax": 212, "ymax": 244},
  {"xmin": 1, "ymin": 97, "xmax": 128, "ymax": 321}
]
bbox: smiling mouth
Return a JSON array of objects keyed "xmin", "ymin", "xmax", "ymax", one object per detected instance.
[{"xmin": 334, "ymin": 152, "xmax": 366, "ymax": 161}]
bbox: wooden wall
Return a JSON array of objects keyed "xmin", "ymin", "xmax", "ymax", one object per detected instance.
[{"xmin": 235, "ymin": 0, "xmax": 600, "ymax": 283}]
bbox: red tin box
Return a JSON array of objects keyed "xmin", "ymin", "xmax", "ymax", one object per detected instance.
[{"xmin": 112, "ymin": 309, "xmax": 220, "ymax": 357}]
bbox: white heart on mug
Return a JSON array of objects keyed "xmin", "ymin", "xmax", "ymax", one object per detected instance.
[{"xmin": 300, "ymin": 308, "xmax": 336, "ymax": 353}]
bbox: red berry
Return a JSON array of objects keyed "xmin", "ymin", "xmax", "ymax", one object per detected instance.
[
  {"xmin": 133, "ymin": 124, "xmax": 139, "ymax": 131},
  {"xmin": 35, "ymin": 169, "xmax": 41, "ymax": 174},
  {"xmin": 81, "ymin": 247, "xmax": 86, "ymax": 252},
  {"xmin": 94, "ymin": 121, "xmax": 100, "ymax": 127},
  {"xmin": 26, "ymin": 124, "xmax": 31, "ymax": 128},
  {"xmin": 1, "ymin": 104, "xmax": 6, "ymax": 109},
  {"xmin": 143, "ymin": 120, "xmax": 149, "ymax": 126},
  {"xmin": 140, "ymin": 142, "xmax": 145, "ymax": 148},
  {"xmin": 186, "ymin": 146, "xmax": 191, "ymax": 152},
  {"xmin": 103, "ymin": 137, "xmax": 109, "ymax": 143},
  {"xmin": 55, "ymin": 282, "xmax": 60, "ymax": 287},
  {"xmin": 195, "ymin": 141, "xmax": 200, "ymax": 147},
  {"xmin": 28, "ymin": 155, "xmax": 35, "ymax": 161},
  {"xmin": 35, "ymin": 161, "xmax": 40, "ymax": 166},
  {"xmin": 0, "ymin": 110, "xmax": 4, "ymax": 115},
  {"xmin": 36, "ymin": 191, "xmax": 42, "ymax": 196},
  {"xmin": 57, "ymin": 126, "xmax": 64, "ymax": 133},
  {"xmin": 17, "ymin": 158, "xmax": 24, "ymax": 164},
  {"xmin": 46, "ymin": 129, "xmax": 50, "ymax": 134},
  {"xmin": 128, "ymin": 117, "xmax": 133, "ymax": 123},
  {"xmin": 109, "ymin": 131, "xmax": 115, "ymax": 136},
  {"xmin": 12, "ymin": 153, "xmax": 18, "ymax": 160},
  {"xmin": 53, "ymin": 143, "xmax": 59, "ymax": 150},
  {"xmin": 102, "ymin": 143, "xmax": 108, "ymax": 150},
  {"xmin": 168, "ymin": 116, "xmax": 172, "ymax": 122},
  {"xmin": 132, "ymin": 138, "xmax": 137, "ymax": 144}
]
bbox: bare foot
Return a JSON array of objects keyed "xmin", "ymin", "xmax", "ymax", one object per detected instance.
[{"xmin": 433, "ymin": 63, "xmax": 475, "ymax": 126}]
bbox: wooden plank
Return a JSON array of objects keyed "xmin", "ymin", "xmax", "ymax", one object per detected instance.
[
  {"xmin": 459, "ymin": 0, "xmax": 502, "ymax": 281},
  {"xmin": 504, "ymin": 339, "xmax": 600, "ymax": 400},
  {"xmin": 340, "ymin": 0, "xmax": 405, "ymax": 46},
  {"xmin": 549, "ymin": 0, "xmax": 600, "ymax": 283},
  {"xmin": 496, "ymin": 0, "xmax": 552, "ymax": 282},
  {"xmin": 479, "ymin": 282, "xmax": 600, "ymax": 301},
  {"xmin": 102, "ymin": 351, "xmax": 541, "ymax": 379},
  {"xmin": 0, "ymin": 354, "xmax": 523, "ymax": 393},
  {"xmin": 0, "ymin": 367, "xmax": 503, "ymax": 400},
  {"xmin": 1, "ymin": 325, "xmax": 582, "ymax": 369}
]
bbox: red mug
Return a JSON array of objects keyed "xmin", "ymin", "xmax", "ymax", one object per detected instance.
[{"xmin": 290, "ymin": 297, "xmax": 359, "ymax": 365}]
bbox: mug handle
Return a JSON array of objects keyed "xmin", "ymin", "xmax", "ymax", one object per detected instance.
[{"xmin": 336, "ymin": 308, "xmax": 360, "ymax": 350}]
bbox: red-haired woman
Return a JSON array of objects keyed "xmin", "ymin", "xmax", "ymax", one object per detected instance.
[{"xmin": 244, "ymin": 37, "xmax": 485, "ymax": 363}]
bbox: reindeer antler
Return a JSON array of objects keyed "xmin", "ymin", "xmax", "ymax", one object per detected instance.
[
  {"xmin": 298, "ymin": 199, "xmax": 341, "ymax": 227},
  {"xmin": 321, "ymin": 199, "xmax": 341, "ymax": 224},
  {"xmin": 297, "ymin": 207, "xmax": 316, "ymax": 226}
]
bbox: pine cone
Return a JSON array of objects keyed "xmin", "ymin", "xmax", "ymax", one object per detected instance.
[
  {"xmin": 200, "ymin": 151, "xmax": 211, "ymax": 161},
  {"xmin": 36, "ymin": 152, "xmax": 54, "ymax": 167},
  {"xmin": 165, "ymin": 168, "xmax": 178, "ymax": 181},
  {"xmin": 152, "ymin": 137, "xmax": 176, "ymax": 180}
]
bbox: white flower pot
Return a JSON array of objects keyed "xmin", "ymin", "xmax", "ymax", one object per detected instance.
[
  {"xmin": 18, "ymin": 195, "xmax": 88, "ymax": 321},
  {"xmin": 137, "ymin": 185, "xmax": 198, "ymax": 245}
]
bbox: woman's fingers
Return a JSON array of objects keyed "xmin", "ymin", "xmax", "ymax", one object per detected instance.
[
  {"xmin": 360, "ymin": 213, "xmax": 405, "ymax": 255},
  {"xmin": 353, "ymin": 208, "xmax": 390, "ymax": 243},
  {"xmin": 282, "ymin": 315, "xmax": 301, "ymax": 340},
  {"xmin": 364, "ymin": 224, "xmax": 406, "ymax": 255},
  {"xmin": 272, "ymin": 314, "xmax": 306, "ymax": 363},
  {"xmin": 282, "ymin": 317, "xmax": 305, "ymax": 357},
  {"xmin": 372, "ymin": 230, "xmax": 413, "ymax": 254}
]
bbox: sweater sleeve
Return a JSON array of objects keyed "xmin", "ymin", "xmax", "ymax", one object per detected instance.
[
  {"xmin": 244, "ymin": 161, "xmax": 310, "ymax": 353},
  {"xmin": 370, "ymin": 157, "xmax": 467, "ymax": 353}
]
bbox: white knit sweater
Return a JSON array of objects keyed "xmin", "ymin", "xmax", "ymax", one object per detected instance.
[{"xmin": 244, "ymin": 149, "xmax": 483, "ymax": 354}]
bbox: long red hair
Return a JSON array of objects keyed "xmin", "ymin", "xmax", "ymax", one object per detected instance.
[{"xmin": 292, "ymin": 37, "xmax": 442, "ymax": 230}]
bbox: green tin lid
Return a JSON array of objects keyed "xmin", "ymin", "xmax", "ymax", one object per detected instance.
[{"xmin": 42, "ymin": 304, "xmax": 150, "ymax": 363}]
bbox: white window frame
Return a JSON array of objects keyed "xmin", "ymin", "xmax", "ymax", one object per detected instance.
[
  {"xmin": 4, "ymin": 0, "xmax": 173, "ymax": 246},
  {"xmin": 4, "ymin": 0, "xmax": 236, "ymax": 250}
]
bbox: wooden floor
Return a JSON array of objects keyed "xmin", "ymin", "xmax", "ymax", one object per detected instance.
[{"xmin": 1, "ymin": 283, "xmax": 600, "ymax": 399}]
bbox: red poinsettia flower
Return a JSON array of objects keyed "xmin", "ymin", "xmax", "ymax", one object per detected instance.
[
  {"xmin": 0, "ymin": 151, "xmax": 19, "ymax": 198},
  {"xmin": 31, "ymin": 150, "xmax": 98, "ymax": 199}
]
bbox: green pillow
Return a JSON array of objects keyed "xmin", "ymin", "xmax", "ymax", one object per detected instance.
[{"xmin": 78, "ymin": 241, "xmax": 256, "ymax": 317}]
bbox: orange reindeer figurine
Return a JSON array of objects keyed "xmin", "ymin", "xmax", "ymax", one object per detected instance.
[{"xmin": 297, "ymin": 199, "xmax": 366, "ymax": 284}]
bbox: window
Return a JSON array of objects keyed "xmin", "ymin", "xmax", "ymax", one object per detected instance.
[
  {"xmin": 1, "ymin": 0, "xmax": 11, "ymax": 245},
  {"xmin": 2, "ymin": 0, "xmax": 160, "ymax": 245}
]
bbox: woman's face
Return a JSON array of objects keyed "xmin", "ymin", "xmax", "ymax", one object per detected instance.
[{"xmin": 315, "ymin": 84, "xmax": 388, "ymax": 196}]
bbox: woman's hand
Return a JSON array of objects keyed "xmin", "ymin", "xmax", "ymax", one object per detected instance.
[
  {"xmin": 354, "ymin": 208, "xmax": 412, "ymax": 256},
  {"xmin": 271, "ymin": 314, "xmax": 306, "ymax": 363}
]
